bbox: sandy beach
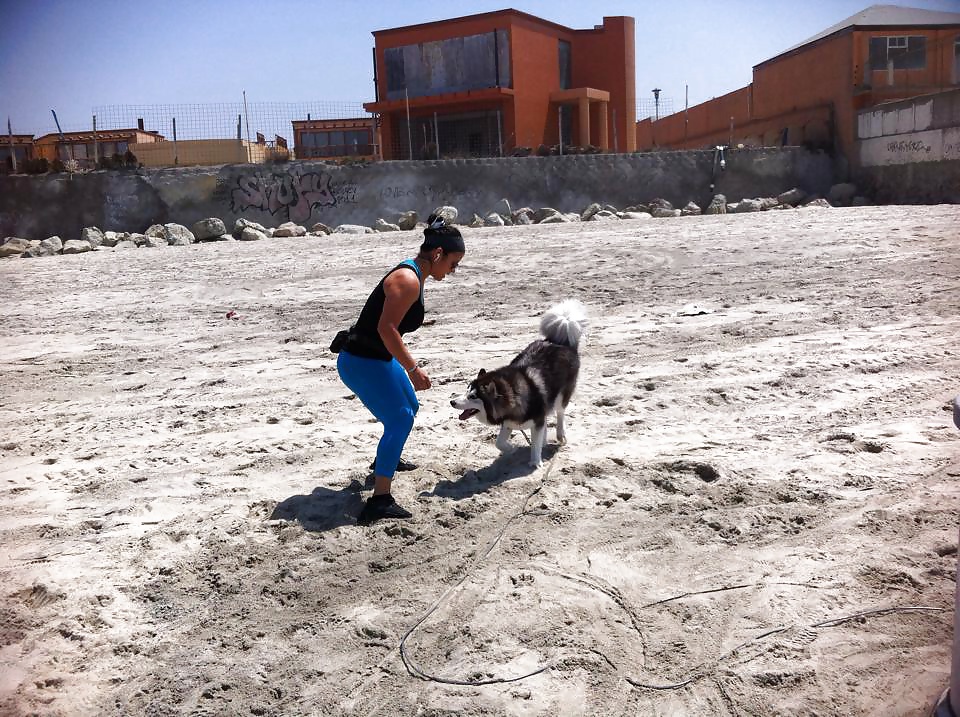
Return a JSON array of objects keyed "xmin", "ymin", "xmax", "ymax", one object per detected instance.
[{"xmin": 1, "ymin": 204, "xmax": 959, "ymax": 717}]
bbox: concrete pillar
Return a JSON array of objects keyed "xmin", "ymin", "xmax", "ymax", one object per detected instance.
[
  {"xmin": 597, "ymin": 101, "xmax": 609, "ymax": 151},
  {"xmin": 578, "ymin": 98, "xmax": 590, "ymax": 148}
]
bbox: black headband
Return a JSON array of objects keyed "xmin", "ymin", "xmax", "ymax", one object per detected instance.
[{"xmin": 423, "ymin": 214, "xmax": 465, "ymax": 254}]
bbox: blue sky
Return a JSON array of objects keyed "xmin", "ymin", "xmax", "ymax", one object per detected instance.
[{"xmin": 2, "ymin": 0, "xmax": 958, "ymax": 137}]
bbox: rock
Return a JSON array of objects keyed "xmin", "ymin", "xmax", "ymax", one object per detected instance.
[
  {"xmin": 467, "ymin": 214, "xmax": 484, "ymax": 229},
  {"xmin": 618, "ymin": 211, "xmax": 652, "ymax": 220},
  {"xmin": 652, "ymin": 207, "xmax": 681, "ymax": 218},
  {"xmin": 587, "ymin": 210, "xmax": 619, "ymax": 221},
  {"xmin": 828, "ymin": 182, "xmax": 857, "ymax": 206},
  {"xmin": 80, "ymin": 227, "xmax": 105, "ymax": 247},
  {"xmin": 192, "ymin": 218, "xmax": 227, "ymax": 241},
  {"xmin": 274, "ymin": 221, "xmax": 308, "ymax": 237},
  {"xmin": 534, "ymin": 207, "xmax": 560, "ymax": 223},
  {"xmin": 581, "ymin": 202, "xmax": 602, "ymax": 221},
  {"xmin": 484, "ymin": 212, "xmax": 505, "ymax": 227},
  {"xmin": 512, "ymin": 207, "xmax": 535, "ymax": 224},
  {"xmin": 129, "ymin": 233, "xmax": 148, "ymax": 246},
  {"xmin": 726, "ymin": 202, "xmax": 740, "ymax": 213},
  {"xmin": 705, "ymin": 195, "xmax": 727, "ymax": 215},
  {"xmin": 374, "ymin": 219, "xmax": 401, "ymax": 232},
  {"xmin": 432, "ymin": 206, "xmax": 458, "ymax": 224},
  {"xmin": 491, "ymin": 198, "xmax": 511, "ymax": 219},
  {"xmin": 802, "ymin": 198, "xmax": 832, "ymax": 209},
  {"xmin": 758, "ymin": 197, "xmax": 780, "ymax": 210},
  {"xmin": 239, "ymin": 227, "xmax": 268, "ymax": 241},
  {"xmin": 396, "ymin": 212, "xmax": 418, "ymax": 231},
  {"xmin": 333, "ymin": 224, "xmax": 374, "ymax": 235},
  {"xmin": 680, "ymin": 201, "xmax": 702, "ymax": 216},
  {"xmin": 62, "ymin": 239, "xmax": 93, "ymax": 254},
  {"xmin": 734, "ymin": 198, "xmax": 763, "ymax": 213},
  {"xmin": 144, "ymin": 224, "xmax": 166, "ymax": 239},
  {"xmin": 101, "ymin": 231, "xmax": 125, "ymax": 247},
  {"xmin": 139, "ymin": 235, "xmax": 166, "ymax": 248},
  {"xmin": 41, "ymin": 236, "xmax": 63, "ymax": 254},
  {"xmin": 311, "ymin": 222, "xmax": 332, "ymax": 235},
  {"xmin": 234, "ymin": 218, "xmax": 267, "ymax": 236},
  {"xmin": 777, "ymin": 188, "xmax": 807, "ymax": 206},
  {"xmin": 539, "ymin": 213, "xmax": 569, "ymax": 224},
  {"xmin": 649, "ymin": 198, "xmax": 674, "ymax": 211},
  {"xmin": 163, "ymin": 223, "xmax": 195, "ymax": 245},
  {"xmin": 114, "ymin": 240, "xmax": 138, "ymax": 250},
  {"xmin": 770, "ymin": 203, "xmax": 793, "ymax": 210},
  {"xmin": 514, "ymin": 212, "xmax": 533, "ymax": 225},
  {"xmin": 562, "ymin": 213, "xmax": 582, "ymax": 222}
]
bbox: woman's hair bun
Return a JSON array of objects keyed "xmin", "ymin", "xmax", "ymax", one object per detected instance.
[{"xmin": 426, "ymin": 213, "xmax": 446, "ymax": 230}]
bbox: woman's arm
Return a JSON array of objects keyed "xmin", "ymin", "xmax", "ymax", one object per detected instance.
[{"xmin": 378, "ymin": 270, "xmax": 431, "ymax": 390}]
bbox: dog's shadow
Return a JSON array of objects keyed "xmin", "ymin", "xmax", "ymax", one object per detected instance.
[
  {"xmin": 270, "ymin": 482, "xmax": 364, "ymax": 532},
  {"xmin": 427, "ymin": 443, "xmax": 559, "ymax": 501}
]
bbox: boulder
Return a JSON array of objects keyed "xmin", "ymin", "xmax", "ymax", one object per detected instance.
[
  {"xmin": 491, "ymin": 198, "xmax": 511, "ymax": 219},
  {"xmin": 41, "ymin": 236, "xmax": 63, "ymax": 254},
  {"xmin": 534, "ymin": 207, "xmax": 560, "ymax": 223},
  {"xmin": 192, "ymin": 218, "xmax": 227, "ymax": 241},
  {"xmin": 114, "ymin": 240, "xmax": 139, "ymax": 250},
  {"xmin": 776, "ymin": 188, "xmax": 807, "ymax": 206},
  {"xmin": 101, "ymin": 231, "xmax": 123, "ymax": 247},
  {"xmin": 62, "ymin": 239, "xmax": 93, "ymax": 254},
  {"xmin": 587, "ymin": 210, "xmax": 618, "ymax": 221},
  {"xmin": 680, "ymin": 201, "xmax": 702, "ymax": 216},
  {"xmin": 396, "ymin": 211, "xmax": 418, "ymax": 231},
  {"xmin": 649, "ymin": 198, "xmax": 674, "ymax": 211},
  {"xmin": 80, "ymin": 227, "xmax": 105, "ymax": 248},
  {"xmin": 562, "ymin": 213, "xmax": 582, "ymax": 222},
  {"xmin": 274, "ymin": 221, "xmax": 308, "ymax": 237},
  {"xmin": 483, "ymin": 212, "xmax": 505, "ymax": 227},
  {"xmin": 163, "ymin": 223, "xmax": 195, "ymax": 246},
  {"xmin": 618, "ymin": 211, "xmax": 652, "ymax": 220},
  {"xmin": 333, "ymin": 224, "xmax": 374, "ymax": 235},
  {"xmin": 467, "ymin": 214, "xmax": 484, "ymax": 228},
  {"xmin": 652, "ymin": 207, "xmax": 680, "ymax": 218},
  {"xmin": 705, "ymin": 195, "xmax": 727, "ymax": 215},
  {"xmin": 129, "ymin": 233, "xmax": 148, "ymax": 246},
  {"xmin": 234, "ymin": 218, "xmax": 267, "ymax": 236},
  {"xmin": 827, "ymin": 182, "xmax": 857, "ymax": 206},
  {"xmin": 432, "ymin": 205, "xmax": 458, "ymax": 224},
  {"xmin": 139, "ymin": 235, "xmax": 166, "ymax": 248},
  {"xmin": 802, "ymin": 198, "xmax": 832, "ymax": 209},
  {"xmin": 539, "ymin": 213, "xmax": 568, "ymax": 224},
  {"xmin": 239, "ymin": 227, "xmax": 268, "ymax": 241},
  {"xmin": 580, "ymin": 203, "xmax": 602, "ymax": 221},
  {"xmin": 734, "ymin": 198, "xmax": 764, "ymax": 213},
  {"xmin": 512, "ymin": 207, "xmax": 535, "ymax": 224},
  {"xmin": 374, "ymin": 219, "xmax": 401, "ymax": 232},
  {"xmin": 311, "ymin": 222, "xmax": 333, "ymax": 235},
  {"xmin": 144, "ymin": 224, "xmax": 166, "ymax": 239}
]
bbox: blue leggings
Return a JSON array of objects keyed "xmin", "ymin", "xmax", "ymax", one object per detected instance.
[{"xmin": 337, "ymin": 350, "xmax": 419, "ymax": 479}]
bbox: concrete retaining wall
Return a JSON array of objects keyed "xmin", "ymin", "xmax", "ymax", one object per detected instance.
[
  {"xmin": 855, "ymin": 89, "xmax": 960, "ymax": 204},
  {"xmin": 0, "ymin": 148, "xmax": 834, "ymax": 240}
]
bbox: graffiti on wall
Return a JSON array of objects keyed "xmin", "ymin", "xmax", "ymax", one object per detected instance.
[{"xmin": 228, "ymin": 168, "xmax": 337, "ymax": 223}]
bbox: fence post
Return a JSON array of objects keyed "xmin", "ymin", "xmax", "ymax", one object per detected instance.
[
  {"xmin": 433, "ymin": 112, "xmax": 439, "ymax": 159},
  {"xmin": 405, "ymin": 88, "xmax": 413, "ymax": 160},
  {"xmin": 172, "ymin": 117, "xmax": 178, "ymax": 165},
  {"xmin": 7, "ymin": 117, "xmax": 16, "ymax": 173},
  {"xmin": 612, "ymin": 108, "xmax": 618, "ymax": 153},
  {"xmin": 558, "ymin": 108, "xmax": 563, "ymax": 156},
  {"xmin": 92, "ymin": 115, "xmax": 98, "ymax": 167},
  {"xmin": 497, "ymin": 110, "xmax": 503, "ymax": 157}
]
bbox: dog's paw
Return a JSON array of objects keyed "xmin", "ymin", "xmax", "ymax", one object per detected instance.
[{"xmin": 528, "ymin": 456, "xmax": 543, "ymax": 468}]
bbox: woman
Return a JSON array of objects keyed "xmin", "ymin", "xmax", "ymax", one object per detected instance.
[{"xmin": 337, "ymin": 214, "xmax": 465, "ymax": 525}]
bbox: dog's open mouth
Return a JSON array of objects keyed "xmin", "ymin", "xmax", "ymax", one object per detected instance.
[{"xmin": 458, "ymin": 409, "xmax": 479, "ymax": 420}]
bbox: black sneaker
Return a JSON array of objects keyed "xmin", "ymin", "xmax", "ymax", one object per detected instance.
[
  {"xmin": 368, "ymin": 457, "xmax": 418, "ymax": 472},
  {"xmin": 357, "ymin": 494, "xmax": 413, "ymax": 525}
]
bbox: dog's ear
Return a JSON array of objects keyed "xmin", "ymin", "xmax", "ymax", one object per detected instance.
[{"xmin": 477, "ymin": 369, "xmax": 486, "ymax": 378}]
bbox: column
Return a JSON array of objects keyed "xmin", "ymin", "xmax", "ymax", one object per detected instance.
[
  {"xmin": 597, "ymin": 101, "xmax": 609, "ymax": 151},
  {"xmin": 578, "ymin": 98, "xmax": 590, "ymax": 148}
]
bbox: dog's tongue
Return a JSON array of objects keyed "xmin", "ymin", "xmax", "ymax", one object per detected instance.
[{"xmin": 458, "ymin": 409, "xmax": 478, "ymax": 421}]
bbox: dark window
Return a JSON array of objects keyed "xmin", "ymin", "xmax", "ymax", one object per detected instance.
[
  {"xmin": 559, "ymin": 40, "xmax": 572, "ymax": 90},
  {"xmin": 869, "ymin": 35, "xmax": 927, "ymax": 70}
]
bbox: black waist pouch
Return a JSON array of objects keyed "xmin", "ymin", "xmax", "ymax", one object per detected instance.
[{"xmin": 330, "ymin": 329, "xmax": 349, "ymax": 354}]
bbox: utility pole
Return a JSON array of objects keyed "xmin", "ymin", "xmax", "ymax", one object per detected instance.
[{"xmin": 652, "ymin": 88, "xmax": 661, "ymax": 122}]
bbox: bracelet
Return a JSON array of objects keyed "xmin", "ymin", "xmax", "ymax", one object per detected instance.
[{"xmin": 406, "ymin": 364, "xmax": 418, "ymax": 374}]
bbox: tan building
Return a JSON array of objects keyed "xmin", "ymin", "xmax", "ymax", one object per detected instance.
[
  {"xmin": 131, "ymin": 138, "xmax": 290, "ymax": 167},
  {"xmin": 291, "ymin": 118, "xmax": 375, "ymax": 160},
  {"xmin": 1, "ymin": 135, "xmax": 35, "ymax": 172}
]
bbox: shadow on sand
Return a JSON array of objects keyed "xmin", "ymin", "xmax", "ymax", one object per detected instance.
[
  {"xmin": 427, "ymin": 444, "xmax": 558, "ymax": 501},
  {"xmin": 270, "ymin": 482, "xmax": 365, "ymax": 532}
]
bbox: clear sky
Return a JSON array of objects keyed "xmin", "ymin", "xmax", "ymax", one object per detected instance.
[{"xmin": 2, "ymin": 0, "xmax": 959, "ymax": 137}]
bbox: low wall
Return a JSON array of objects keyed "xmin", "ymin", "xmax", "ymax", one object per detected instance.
[
  {"xmin": 0, "ymin": 148, "xmax": 833, "ymax": 240},
  {"xmin": 855, "ymin": 89, "xmax": 960, "ymax": 204}
]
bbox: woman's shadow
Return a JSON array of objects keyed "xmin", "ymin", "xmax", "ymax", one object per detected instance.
[{"xmin": 270, "ymin": 481, "xmax": 365, "ymax": 532}]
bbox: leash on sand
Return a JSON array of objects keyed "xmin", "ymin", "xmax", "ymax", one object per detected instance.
[{"xmin": 397, "ymin": 436, "xmax": 948, "ymax": 690}]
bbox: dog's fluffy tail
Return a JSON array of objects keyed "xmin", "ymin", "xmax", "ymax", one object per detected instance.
[{"xmin": 540, "ymin": 299, "xmax": 588, "ymax": 350}]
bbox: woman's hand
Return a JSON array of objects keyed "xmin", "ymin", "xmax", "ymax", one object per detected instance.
[{"xmin": 408, "ymin": 366, "xmax": 431, "ymax": 391}]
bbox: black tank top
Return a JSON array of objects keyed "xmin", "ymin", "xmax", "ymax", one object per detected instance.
[{"xmin": 344, "ymin": 261, "xmax": 425, "ymax": 361}]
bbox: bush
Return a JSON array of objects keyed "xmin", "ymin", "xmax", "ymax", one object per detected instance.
[{"xmin": 51, "ymin": 158, "xmax": 66, "ymax": 173}]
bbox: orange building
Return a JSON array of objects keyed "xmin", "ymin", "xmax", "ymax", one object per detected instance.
[
  {"xmin": 34, "ymin": 128, "xmax": 164, "ymax": 167},
  {"xmin": 637, "ymin": 5, "xmax": 960, "ymax": 167},
  {"xmin": 291, "ymin": 117, "xmax": 375, "ymax": 160},
  {"xmin": 363, "ymin": 10, "xmax": 636, "ymax": 160}
]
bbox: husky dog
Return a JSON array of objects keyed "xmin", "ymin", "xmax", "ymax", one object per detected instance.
[{"xmin": 451, "ymin": 300, "xmax": 587, "ymax": 467}]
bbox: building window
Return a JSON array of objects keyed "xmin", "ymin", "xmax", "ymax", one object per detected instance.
[
  {"xmin": 559, "ymin": 40, "xmax": 572, "ymax": 90},
  {"xmin": 869, "ymin": 35, "xmax": 926, "ymax": 70},
  {"xmin": 954, "ymin": 37, "xmax": 960, "ymax": 83},
  {"xmin": 299, "ymin": 129, "xmax": 371, "ymax": 158}
]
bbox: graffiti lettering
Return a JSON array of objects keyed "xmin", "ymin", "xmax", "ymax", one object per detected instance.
[
  {"xmin": 379, "ymin": 184, "xmax": 483, "ymax": 204},
  {"xmin": 886, "ymin": 140, "xmax": 931, "ymax": 154},
  {"xmin": 230, "ymin": 169, "xmax": 336, "ymax": 223}
]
